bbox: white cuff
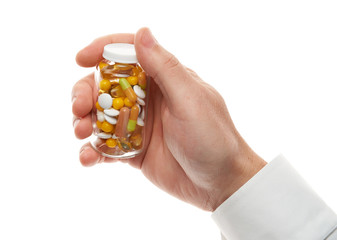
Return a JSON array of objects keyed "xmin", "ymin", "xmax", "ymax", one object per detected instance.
[{"xmin": 212, "ymin": 155, "xmax": 337, "ymax": 240}]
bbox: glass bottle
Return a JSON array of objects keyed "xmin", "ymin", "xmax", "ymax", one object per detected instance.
[{"xmin": 90, "ymin": 43, "xmax": 148, "ymax": 158}]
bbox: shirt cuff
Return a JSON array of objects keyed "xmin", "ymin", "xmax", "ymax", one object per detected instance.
[{"xmin": 212, "ymin": 154, "xmax": 337, "ymax": 240}]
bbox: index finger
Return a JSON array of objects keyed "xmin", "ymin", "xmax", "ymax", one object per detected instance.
[{"xmin": 76, "ymin": 33, "xmax": 135, "ymax": 67}]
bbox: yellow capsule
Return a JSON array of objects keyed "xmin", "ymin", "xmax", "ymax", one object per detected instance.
[
  {"xmin": 99, "ymin": 79, "xmax": 112, "ymax": 92},
  {"xmin": 110, "ymin": 85, "xmax": 126, "ymax": 98},
  {"xmin": 101, "ymin": 121, "xmax": 114, "ymax": 133},
  {"xmin": 98, "ymin": 61, "xmax": 109, "ymax": 70},
  {"xmin": 117, "ymin": 138, "xmax": 132, "ymax": 152},
  {"xmin": 131, "ymin": 66, "xmax": 140, "ymax": 76},
  {"xmin": 106, "ymin": 138, "xmax": 117, "ymax": 148},
  {"xmin": 96, "ymin": 120, "xmax": 102, "ymax": 129},
  {"xmin": 112, "ymin": 97, "xmax": 124, "ymax": 110},
  {"xmin": 95, "ymin": 101, "xmax": 104, "ymax": 111},
  {"xmin": 124, "ymin": 97, "xmax": 134, "ymax": 108},
  {"xmin": 130, "ymin": 133, "xmax": 142, "ymax": 149}
]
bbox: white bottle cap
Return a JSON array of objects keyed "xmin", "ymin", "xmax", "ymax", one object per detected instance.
[{"xmin": 102, "ymin": 43, "xmax": 138, "ymax": 64}]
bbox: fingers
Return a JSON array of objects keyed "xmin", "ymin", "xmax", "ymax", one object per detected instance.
[
  {"xmin": 72, "ymin": 73, "xmax": 96, "ymax": 139},
  {"xmin": 79, "ymin": 143, "xmax": 104, "ymax": 167},
  {"xmin": 76, "ymin": 33, "xmax": 135, "ymax": 67},
  {"xmin": 73, "ymin": 114, "xmax": 92, "ymax": 139},
  {"xmin": 134, "ymin": 28, "xmax": 195, "ymax": 110},
  {"xmin": 72, "ymin": 73, "xmax": 96, "ymax": 117}
]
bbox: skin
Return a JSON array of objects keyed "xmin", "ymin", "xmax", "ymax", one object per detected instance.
[{"xmin": 72, "ymin": 28, "xmax": 267, "ymax": 211}]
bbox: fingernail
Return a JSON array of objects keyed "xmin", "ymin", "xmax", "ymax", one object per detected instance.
[
  {"xmin": 141, "ymin": 28, "xmax": 157, "ymax": 48},
  {"xmin": 73, "ymin": 118, "xmax": 80, "ymax": 128}
]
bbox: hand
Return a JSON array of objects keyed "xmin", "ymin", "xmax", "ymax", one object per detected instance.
[{"xmin": 72, "ymin": 28, "xmax": 267, "ymax": 211}]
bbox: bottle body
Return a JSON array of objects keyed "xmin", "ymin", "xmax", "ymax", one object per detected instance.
[{"xmin": 91, "ymin": 58, "xmax": 148, "ymax": 158}]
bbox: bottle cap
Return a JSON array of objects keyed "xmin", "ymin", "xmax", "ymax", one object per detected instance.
[{"xmin": 103, "ymin": 43, "xmax": 138, "ymax": 64}]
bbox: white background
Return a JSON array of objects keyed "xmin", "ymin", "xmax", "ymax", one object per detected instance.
[{"xmin": 0, "ymin": 0, "xmax": 336, "ymax": 239}]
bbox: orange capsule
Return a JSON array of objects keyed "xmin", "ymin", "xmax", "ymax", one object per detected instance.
[
  {"xmin": 115, "ymin": 107, "xmax": 130, "ymax": 138},
  {"xmin": 119, "ymin": 78, "xmax": 137, "ymax": 103},
  {"xmin": 127, "ymin": 105, "xmax": 139, "ymax": 132},
  {"xmin": 138, "ymin": 72, "xmax": 147, "ymax": 90}
]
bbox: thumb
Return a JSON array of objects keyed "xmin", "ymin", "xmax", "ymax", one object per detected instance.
[{"xmin": 134, "ymin": 28, "xmax": 193, "ymax": 107}]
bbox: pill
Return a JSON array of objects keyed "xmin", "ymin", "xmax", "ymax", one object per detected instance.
[
  {"xmin": 133, "ymin": 85, "xmax": 146, "ymax": 99},
  {"xmin": 115, "ymin": 107, "xmax": 130, "ymax": 138},
  {"xmin": 97, "ymin": 110, "xmax": 105, "ymax": 122},
  {"xmin": 113, "ymin": 63, "xmax": 133, "ymax": 71},
  {"xmin": 112, "ymin": 97, "xmax": 124, "ymax": 110},
  {"xmin": 130, "ymin": 133, "xmax": 142, "ymax": 149},
  {"xmin": 106, "ymin": 138, "xmax": 117, "ymax": 148},
  {"xmin": 138, "ymin": 72, "xmax": 147, "ymax": 90},
  {"xmin": 98, "ymin": 61, "xmax": 109, "ymax": 70},
  {"xmin": 113, "ymin": 73, "xmax": 130, "ymax": 78},
  {"xmin": 137, "ymin": 117, "xmax": 144, "ymax": 126},
  {"xmin": 95, "ymin": 101, "xmax": 104, "ymax": 111},
  {"xmin": 99, "ymin": 79, "xmax": 112, "ymax": 92},
  {"xmin": 140, "ymin": 107, "xmax": 145, "ymax": 120},
  {"xmin": 110, "ymin": 85, "xmax": 126, "ymax": 98},
  {"xmin": 101, "ymin": 121, "xmax": 114, "ymax": 133},
  {"xmin": 117, "ymin": 138, "xmax": 132, "ymax": 152},
  {"xmin": 98, "ymin": 93, "xmax": 113, "ymax": 109},
  {"xmin": 104, "ymin": 114, "xmax": 117, "ymax": 124},
  {"xmin": 104, "ymin": 108, "xmax": 119, "ymax": 117},
  {"xmin": 96, "ymin": 120, "xmax": 102, "ymax": 129},
  {"xmin": 97, "ymin": 132, "xmax": 112, "ymax": 139},
  {"xmin": 137, "ymin": 97, "xmax": 145, "ymax": 106},
  {"xmin": 119, "ymin": 78, "xmax": 137, "ymax": 103},
  {"xmin": 127, "ymin": 76, "xmax": 138, "ymax": 85},
  {"xmin": 127, "ymin": 105, "xmax": 139, "ymax": 132},
  {"xmin": 124, "ymin": 97, "xmax": 134, "ymax": 108}
]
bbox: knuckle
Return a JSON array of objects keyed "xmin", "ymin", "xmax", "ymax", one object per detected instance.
[{"xmin": 164, "ymin": 54, "xmax": 180, "ymax": 71}]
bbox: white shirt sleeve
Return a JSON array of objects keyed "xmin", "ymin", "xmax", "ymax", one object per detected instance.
[{"xmin": 212, "ymin": 155, "xmax": 337, "ymax": 240}]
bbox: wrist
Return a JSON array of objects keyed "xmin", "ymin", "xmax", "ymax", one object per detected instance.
[{"xmin": 209, "ymin": 144, "xmax": 267, "ymax": 211}]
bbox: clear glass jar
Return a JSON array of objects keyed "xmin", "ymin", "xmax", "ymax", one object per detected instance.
[{"xmin": 90, "ymin": 43, "xmax": 148, "ymax": 158}]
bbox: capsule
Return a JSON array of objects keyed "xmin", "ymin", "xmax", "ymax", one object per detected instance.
[
  {"xmin": 110, "ymin": 85, "xmax": 126, "ymax": 98},
  {"xmin": 119, "ymin": 78, "xmax": 137, "ymax": 103},
  {"xmin": 127, "ymin": 105, "xmax": 139, "ymax": 132},
  {"xmin": 138, "ymin": 72, "xmax": 147, "ymax": 90},
  {"xmin": 115, "ymin": 107, "xmax": 130, "ymax": 138}
]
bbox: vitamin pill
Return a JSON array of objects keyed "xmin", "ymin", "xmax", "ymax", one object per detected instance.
[
  {"xmin": 95, "ymin": 101, "xmax": 104, "ymax": 112},
  {"xmin": 113, "ymin": 63, "xmax": 133, "ymax": 71},
  {"xmin": 104, "ymin": 108, "xmax": 119, "ymax": 117},
  {"xmin": 131, "ymin": 67, "xmax": 140, "ymax": 76},
  {"xmin": 98, "ymin": 93, "xmax": 113, "ymax": 109},
  {"xmin": 130, "ymin": 133, "xmax": 142, "ymax": 149},
  {"xmin": 96, "ymin": 120, "xmax": 102, "ymax": 129},
  {"xmin": 106, "ymin": 138, "xmax": 117, "ymax": 148},
  {"xmin": 124, "ymin": 97, "xmax": 134, "ymax": 108},
  {"xmin": 117, "ymin": 138, "xmax": 132, "ymax": 152},
  {"xmin": 104, "ymin": 114, "xmax": 117, "ymax": 125},
  {"xmin": 110, "ymin": 85, "xmax": 126, "ymax": 98},
  {"xmin": 140, "ymin": 107, "xmax": 145, "ymax": 120},
  {"xmin": 119, "ymin": 78, "xmax": 137, "ymax": 103},
  {"xmin": 133, "ymin": 85, "xmax": 146, "ymax": 99},
  {"xmin": 97, "ymin": 110, "xmax": 105, "ymax": 122},
  {"xmin": 99, "ymin": 61, "xmax": 108, "ymax": 70},
  {"xmin": 127, "ymin": 76, "xmax": 138, "ymax": 85},
  {"xmin": 99, "ymin": 79, "xmax": 112, "ymax": 92},
  {"xmin": 137, "ymin": 97, "xmax": 145, "ymax": 106},
  {"xmin": 127, "ymin": 105, "xmax": 139, "ymax": 132},
  {"xmin": 138, "ymin": 72, "xmax": 147, "ymax": 90},
  {"xmin": 115, "ymin": 107, "xmax": 130, "ymax": 138},
  {"xmin": 97, "ymin": 132, "xmax": 112, "ymax": 139},
  {"xmin": 137, "ymin": 117, "xmax": 144, "ymax": 126},
  {"xmin": 112, "ymin": 97, "xmax": 124, "ymax": 110},
  {"xmin": 101, "ymin": 121, "xmax": 114, "ymax": 133}
]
